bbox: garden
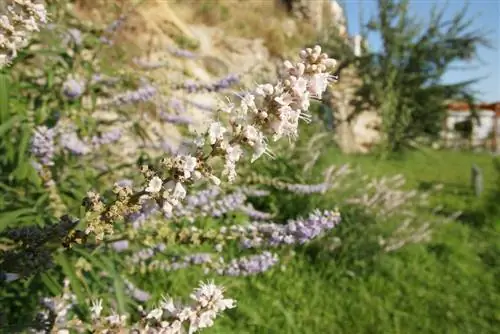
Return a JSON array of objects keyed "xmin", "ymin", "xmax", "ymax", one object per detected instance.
[{"xmin": 0, "ymin": 1, "xmax": 498, "ymax": 333}]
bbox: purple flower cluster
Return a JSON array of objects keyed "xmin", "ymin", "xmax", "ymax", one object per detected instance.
[
  {"xmin": 218, "ymin": 252, "xmax": 279, "ymax": 276},
  {"xmin": 166, "ymin": 186, "xmax": 271, "ymax": 222},
  {"xmin": 239, "ymin": 205, "xmax": 274, "ymax": 220},
  {"xmin": 282, "ymin": 182, "xmax": 331, "ymax": 194},
  {"xmin": 100, "ymin": 14, "xmax": 126, "ymax": 45},
  {"xmin": 157, "ymin": 99, "xmax": 193, "ymax": 125},
  {"xmin": 63, "ymin": 28, "xmax": 83, "ymax": 47},
  {"xmin": 121, "ymin": 208, "xmax": 339, "ymax": 277},
  {"xmin": 124, "ymin": 279, "xmax": 151, "ymax": 302},
  {"xmin": 62, "ymin": 78, "xmax": 85, "ymax": 100},
  {"xmin": 132, "ymin": 57, "xmax": 168, "ymax": 70},
  {"xmin": 91, "ymin": 128, "xmax": 122, "ymax": 146},
  {"xmin": 167, "ymin": 98, "xmax": 186, "ymax": 114},
  {"xmin": 60, "ymin": 130, "xmax": 90, "ymax": 155},
  {"xmin": 129, "ymin": 243, "xmax": 166, "ymax": 264},
  {"xmin": 110, "ymin": 240, "xmax": 129, "ymax": 252},
  {"xmin": 31, "ymin": 122, "xmax": 123, "ymax": 170},
  {"xmin": 58, "ymin": 124, "xmax": 121, "ymax": 156},
  {"xmin": 30, "ymin": 126, "xmax": 56, "ymax": 166},
  {"xmin": 234, "ymin": 210, "xmax": 341, "ymax": 248},
  {"xmin": 175, "ymin": 74, "xmax": 240, "ymax": 93},
  {"xmin": 91, "ymin": 74, "xmax": 120, "ymax": 86},
  {"xmin": 130, "ymin": 251, "xmax": 214, "ymax": 273},
  {"xmin": 168, "ymin": 47, "xmax": 198, "ymax": 59},
  {"xmin": 186, "ymin": 100, "xmax": 215, "ymax": 112},
  {"xmin": 160, "ymin": 113, "xmax": 193, "ymax": 125},
  {"xmin": 112, "ymin": 84, "xmax": 157, "ymax": 106},
  {"xmin": 129, "ymin": 249, "xmax": 278, "ymax": 277}
]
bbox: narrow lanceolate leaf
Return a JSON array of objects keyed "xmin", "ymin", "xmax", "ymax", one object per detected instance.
[
  {"xmin": 0, "ymin": 74, "xmax": 9, "ymax": 123},
  {"xmin": 56, "ymin": 253, "xmax": 87, "ymax": 306}
]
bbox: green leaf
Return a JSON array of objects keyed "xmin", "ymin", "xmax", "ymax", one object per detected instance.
[
  {"xmin": 56, "ymin": 253, "xmax": 87, "ymax": 305},
  {"xmin": 0, "ymin": 115, "xmax": 20, "ymax": 138},
  {"xmin": 0, "ymin": 74, "xmax": 9, "ymax": 123},
  {"xmin": 40, "ymin": 272, "xmax": 62, "ymax": 296},
  {"xmin": 111, "ymin": 266, "xmax": 127, "ymax": 315},
  {"xmin": 17, "ymin": 125, "xmax": 32, "ymax": 165},
  {"xmin": 0, "ymin": 207, "xmax": 37, "ymax": 230},
  {"xmin": 72, "ymin": 248, "xmax": 127, "ymax": 314}
]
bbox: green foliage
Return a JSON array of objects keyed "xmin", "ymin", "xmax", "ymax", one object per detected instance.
[
  {"xmin": 325, "ymin": 0, "xmax": 490, "ymax": 154},
  {"xmin": 203, "ymin": 146, "xmax": 500, "ymax": 334},
  {"xmin": 1, "ymin": 1, "xmax": 498, "ymax": 333}
]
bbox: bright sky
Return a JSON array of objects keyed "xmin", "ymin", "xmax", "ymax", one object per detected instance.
[{"xmin": 340, "ymin": 0, "xmax": 499, "ymax": 103}]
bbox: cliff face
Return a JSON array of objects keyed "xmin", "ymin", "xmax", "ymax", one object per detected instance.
[
  {"xmin": 74, "ymin": 0, "xmax": 379, "ymax": 155},
  {"xmin": 327, "ymin": 66, "xmax": 382, "ymax": 154},
  {"xmin": 285, "ymin": 0, "xmax": 347, "ymax": 35}
]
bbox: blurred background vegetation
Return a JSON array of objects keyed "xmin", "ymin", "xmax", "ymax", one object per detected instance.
[{"xmin": 0, "ymin": 0, "xmax": 498, "ymax": 333}]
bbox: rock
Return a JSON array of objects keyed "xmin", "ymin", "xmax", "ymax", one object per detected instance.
[
  {"xmin": 352, "ymin": 111, "xmax": 383, "ymax": 153},
  {"xmin": 471, "ymin": 164, "xmax": 483, "ymax": 197},
  {"xmin": 327, "ymin": 66, "xmax": 382, "ymax": 154},
  {"xmin": 282, "ymin": 0, "xmax": 347, "ymax": 33}
]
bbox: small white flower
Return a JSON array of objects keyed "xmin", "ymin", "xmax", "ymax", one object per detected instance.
[
  {"xmin": 208, "ymin": 122, "xmax": 226, "ymax": 145},
  {"xmin": 160, "ymin": 296, "xmax": 177, "ymax": 314},
  {"xmin": 217, "ymin": 96, "xmax": 235, "ymax": 113},
  {"xmin": 90, "ymin": 299, "xmax": 103, "ymax": 319},
  {"xmin": 308, "ymin": 73, "xmax": 330, "ymax": 99},
  {"xmin": 193, "ymin": 170, "xmax": 203, "ymax": 180},
  {"xmin": 146, "ymin": 307, "xmax": 163, "ymax": 321},
  {"xmin": 283, "ymin": 60, "xmax": 294, "ymax": 70},
  {"xmin": 209, "ymin": 174, "xmax": 221, "ymax": 186},
  {"xmin": 291, "ymin": 77, "xmax": 308, "ymax": 96},
  {"xmin": 240, "ymin": 93, "xmax": 257, "ymax": 114},
  {"xmin": 194, "ymin": 136, "xmax": 205, "ymax": 147},
  {"xmin": 324, "ymin": 58, "xmax": 337, "ymax": 69},
  {"xmin": 255, "ymin": 83, "xmax": 274, "ymax": 96},
  {"xmin": 172, "ymin": 182, "xmax": 187, "ymax": 202},
  {"xmin": 274, "ymin": 93, "xmax": 293, "ymax": 106},
  {"xmin": 222, "ymin": 160, "xmax": 237, "ymax": 182},
  {"xmin": 181, "ymin": 155, "xmax": 198, "ymax": 178},
  {"xmin": 251, "ymin": 141, "xmax": 267, "ymax": 162},
  {"xmin": 243, "ymin": 125, "xmax": 262, "ymax": 145},
  {"xmin": 3, "ymin": 272, "xmax": 19, "ymax": 282},
  {"xmin": 225, "ymin": 144, "xmax": 242, "ymax": 162},
  {"xmin": 105, "ymin": 312, "xmax": 127, "ymax": 326},
  {"xmin": 145, "ymin": 176, "xmax": 162, "ymax": 193},
  {"xmin": 162, "ymin": 201, "xmax": 173, "ymax": 214},
  {"xmin": 178, "ymin": 307, "xmax": 194, "ymax": 322}
]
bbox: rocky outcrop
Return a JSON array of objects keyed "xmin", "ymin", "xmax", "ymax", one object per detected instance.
[
  {"xmin": 283, "ymin": 0, "xmax": 347, "ymax": 35},
  {"xmin": 77, "ymin": 0, "xmax": 279, "ymax": 162},
  {"xmin": 328, "ymin": 66, "xmax": 382, "ymax": 154},
  {"xmin": 77, "ymin": 0, "xmax": 378, "ymax": 155}
]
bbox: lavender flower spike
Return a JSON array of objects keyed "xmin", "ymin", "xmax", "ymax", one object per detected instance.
[
  {"xmin": 220, "ymin": 252, "xmax": 279, "ymax": 276},
  {"xmin": 111, "ymin": 84, "xmax": 157, "ymax": 106},
  {"xmin": 30, "ymin": 126, "xmax": 56, "ymax": 166},
  {"xmin": 62, "ymin": 78, "xmax": 85, "ymax": 100}
]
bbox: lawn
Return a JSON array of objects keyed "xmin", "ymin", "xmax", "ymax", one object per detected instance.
[{"xmin": 189, "ymin": 148, "xmax": 500, "ymax": 334}]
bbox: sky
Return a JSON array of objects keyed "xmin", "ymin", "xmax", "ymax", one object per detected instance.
[{"xmin": 339, "ymin": 0, "xmax": 499, "ymax": 103}]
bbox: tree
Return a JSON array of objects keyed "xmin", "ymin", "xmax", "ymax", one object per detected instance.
[{"xmin": 321, "ymin": 0, "xmax": 491, "ymax": 154}]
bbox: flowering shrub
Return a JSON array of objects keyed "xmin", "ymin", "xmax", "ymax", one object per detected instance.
[
  {"xmin": 0, "ymin": 1, "xmax": 346, "ymax": 332},
  {"xmin": 31, "ymin": 279, "xmax": 236, "ymax": 333},
  {"xmin": 0, "ymin": 2, "xmax": 479, "ymax": 332},
  {"xmin": 0, "ymin": 0, "xmax": 48, "ymax": 68}
]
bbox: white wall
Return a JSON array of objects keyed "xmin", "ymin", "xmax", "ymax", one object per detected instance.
[{"xmin": 444, "ymin": 111, "xmax": 499, "ymax": 144}]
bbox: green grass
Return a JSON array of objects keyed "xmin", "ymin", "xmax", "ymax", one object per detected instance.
[
  {"xmin": 187, "ymin": 148, "xmax": 499, "ymax": 333},
  {"xmin": 309, "ymin": 146, "xmax": 496, "ymax": 190}
]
